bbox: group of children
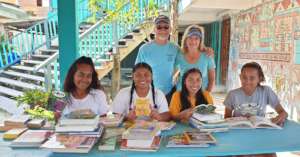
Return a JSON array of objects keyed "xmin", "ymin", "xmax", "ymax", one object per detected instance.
[
  {"xmin": 61, "ymin": 56, "xmax": 288, "ymax": 127},
  {"xmin": 58, "ymin": 56, "xmax": 288, "ymax": 157}
]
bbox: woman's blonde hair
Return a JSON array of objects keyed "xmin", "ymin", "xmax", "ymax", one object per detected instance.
[{"xmin": 181, "ymin": 24, "xmax": 205, "ymax": 54}]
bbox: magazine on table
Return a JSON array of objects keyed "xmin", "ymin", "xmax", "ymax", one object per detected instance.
[
  {"xmin": 226, "ymin": 116, "xmax": 282, "ymax": 129},
  {"xmin": 41, "ymin": 134, "xmax": 98, "ymax": 153},
  {"xmin": 166, "ymin": 131, "xmax": 216, "ymax": 148}
]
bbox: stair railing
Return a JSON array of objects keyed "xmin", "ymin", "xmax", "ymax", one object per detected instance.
[
  {"xmin": 0, "ymin": 13, "xmax": 58, "ymax": 69},
  {"xmin": 79, "ymin": 0, "xmax": 170, "ymax": 66},
  {"xmin": 33, "ymin": 52, "xmax": 59, "ymax": 92}
]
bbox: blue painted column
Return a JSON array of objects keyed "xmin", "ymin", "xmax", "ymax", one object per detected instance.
[{"xmin": 58, "ymin": 0, "xmax": 79, "ymax": 89}]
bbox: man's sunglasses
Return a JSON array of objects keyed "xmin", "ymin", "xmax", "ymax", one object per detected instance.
[{"xmin": 156, "ymin": 26, "xmax": 169, "ymax": 30}]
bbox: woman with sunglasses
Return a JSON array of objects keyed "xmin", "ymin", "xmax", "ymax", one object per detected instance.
[{"xmin": 175, "ymin": 25, "xmax": 216, "ymax": 93}]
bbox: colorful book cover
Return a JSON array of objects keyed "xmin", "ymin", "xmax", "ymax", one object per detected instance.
[{"xmin": 134, "ymin": 98, "xmax": 151, "ymax": 117}]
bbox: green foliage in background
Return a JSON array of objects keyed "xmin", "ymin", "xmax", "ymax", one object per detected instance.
[
  {"xmin": 87, "ymin": 0, "xmax": 159, "ymax": 24},
  {"xmin": 16, "ymin": 89, "xmax": 55, "ymax": 121}
]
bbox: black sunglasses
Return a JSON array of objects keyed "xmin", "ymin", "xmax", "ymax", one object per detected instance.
[{"xmin": 157, "ymin": 26, "xmax": 169, "ymax": 30}]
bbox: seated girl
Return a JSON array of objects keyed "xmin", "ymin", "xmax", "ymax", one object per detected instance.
[
  {"xmin": 112, "ymin": 62, "xmax": 170, "ymax": 121},
  {"xmin": 224, "ymin": 62, "xmax": 288, "ymax": 157},
  {"xmin": 61, "ymin": 56, "xmax": 109, "ymax": 118},
  {"xmin": 169, "ymin": 68, "xmax": 213, "ymax": 122}
]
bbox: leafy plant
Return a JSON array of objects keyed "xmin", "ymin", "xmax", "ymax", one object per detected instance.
[
  {"xmin": 16, "ymin": 89, "xmax": 56, "ymax": 121},
  {"xmin": 25, "ymin": 106, "xmax": 55, "ymax": 121},
  {"xmin": 16, "ymin": 89, "xmax": 51, "ymax": 109}
]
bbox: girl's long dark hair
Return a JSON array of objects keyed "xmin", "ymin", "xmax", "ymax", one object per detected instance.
[
  {"xmin": 129, "ymin": 62, "xmax": 157, "ymax": 110},
  {"xmin": 180, "ymin": 68, "xmax": 208, "ymax": 111},
  {"xmin": 64, "ymin": 56, "xmax": 102, "ymax": 94}
]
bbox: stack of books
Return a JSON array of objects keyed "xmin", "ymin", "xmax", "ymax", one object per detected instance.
[
  {"xmin": 98, "ymin": 136, "xmax": 118, "ymax": 151},
  {"xmin": 99, "ymin": 114, "xmax": 124, "ymax": 128},
  {"xmin": 190, "ymin": 112, "xmax": 229, "ymax": 132},
  {"xmin": 166, "ymin": 131, "xmax": 217, "ymax": 148},
  {"xmin": 10, "ymin": 130, "xmax": 53, "ymax": 148},
  {"xmin": 41, "ymin": 134, "xmax": 99, "ymax": 153},
  {"xmin": 3, "ymin": 128, "xmax": 28, "ymax": 140},
  {"xmin": 158, "ymin": 121, "xmax": 176, "ymax": 131},
  {"xmin": 1, "ymin": 115, "xmax": 31, "ymax": 132},
  {"xmin": 98, "ymin": 127, "xmax": 126, "ymax": 151},
  {"xmin": 27, "ymin": 119, "xmax": 46, "ymax": 129},
  {"xmin": 120, "ymin": 121, "xmax": 161, "ymax": 152},
  {"xmin": 41, "ymin": 116, "xmax": 104, "ymax": 153},
  {"xmin": 55, "ymin": 116, "xmax": 100, "ymax": 134}
]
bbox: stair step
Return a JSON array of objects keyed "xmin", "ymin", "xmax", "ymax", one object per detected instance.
[
  {"xmin": 31, "ymin": 54, "xmax": 51, "ymax": 59},
  {"xmin": 10, "ymin": 65, "xmax": 37, "ymax": 72},
  {"xmin": 123, "ymin": 34, "xmax": 134, "ymax": 41},
  {"xmin": 0, "ymin": 77, "xmax": 43, "ymax": 90},
  {"xmin": 39, "ymin": 49, "xmax": 58, "ymax": 55},
  {"xmin": 22, "ymin": 60, "xmax": 43, "ymax": 65},
  {"xmin": 118, "ymin": 40, "xmax": 127, "ymax": 46},
  {"xmin": 0, "ymin": 95, "xmax": 23, "ymax": 114},
  {"xmin": 3, "ymin": 71, "xmax": 44, "ymax": 82},
  {"xmin": 0, "ymin": 85, "xmax": 23, "ymax": 97},
  {"xmin": 132, "ymin": 29, "xmax": 140, "ymax": 33},
  {"xmin": 10, "ymin": 65, "xmax": 58, "ymax": 76}
]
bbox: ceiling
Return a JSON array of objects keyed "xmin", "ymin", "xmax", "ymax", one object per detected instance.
[{"xmin": 178, "ymin": 0, "xmax": 265, "ymax": 26}]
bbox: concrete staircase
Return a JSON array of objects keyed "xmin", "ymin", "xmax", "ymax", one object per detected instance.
[
  {"xmin": 0, "ymin": 48, "xmax": 59, "ymax": 114},
  {"xmin": 0, "ymin": 22, "xmax": 153, "ymax": 115}
]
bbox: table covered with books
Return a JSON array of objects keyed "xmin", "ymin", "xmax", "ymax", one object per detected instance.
[{"xmin": 1, "ymin": 120, "xmax": 300, "ymax": 157}]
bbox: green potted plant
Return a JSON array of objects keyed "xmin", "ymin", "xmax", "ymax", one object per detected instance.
[{"xmin": 16, "ymin": 89, "xmax": 55, "ymax": 121}]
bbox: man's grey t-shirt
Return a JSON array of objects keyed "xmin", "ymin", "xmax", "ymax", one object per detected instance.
[{"xmin": 223, "ymin": 86, "xmax": 280, "ymax": 117}]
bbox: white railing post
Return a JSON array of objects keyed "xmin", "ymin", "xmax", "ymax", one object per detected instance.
[
  {"xmin": 44, "ymin": 20, "xmax": 51, "ymax": 49},
  {"xmin": 44, "ymin": 64, "xmax": 52, "ymax": 92}
]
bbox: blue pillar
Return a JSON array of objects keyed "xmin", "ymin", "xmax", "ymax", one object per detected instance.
[{"xmin": 58, "ymin": 0, "xmax": 79, "ymax": 89}]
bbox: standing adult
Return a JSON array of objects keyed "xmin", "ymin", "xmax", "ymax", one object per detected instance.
[
  {"xmin": 136, "ymin": 16, "xmax": 214, "ymax": 103},
  {"xmin": 135, "ymin": 15, "xmax": 180, "ymax": 103},
  {"xmin": 175, "ymin": 25, "xmax": 216, "ymax": 92}
]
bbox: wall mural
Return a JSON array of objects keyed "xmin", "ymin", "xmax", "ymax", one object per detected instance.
[{"xmin": 228, "ymin": 0, "xmax": 300, "ymax": 120}]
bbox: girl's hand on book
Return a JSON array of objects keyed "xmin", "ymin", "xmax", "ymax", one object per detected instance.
[
  {"xmin": 271, "ymin": 112, "xmax": 287, "ymax": 126},
  {"xmin": 179, "ymin": 108, "xmax": 193, "ymax": 122},
  {"xmin": 150, "ymin": 109, "xmax": 161, "ymax": 121},
  {"xmin": 126, "ymin": 109, "xmax": 137, "ymax": 122}
]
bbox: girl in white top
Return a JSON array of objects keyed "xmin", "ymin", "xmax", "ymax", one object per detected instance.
[
  {"xmin": 62, "ymin": 56, "xmax": 109, "ymax": 117},
  {"xmin": 112, "ymin": 62, "xmax": 170, "ymax": 121}
]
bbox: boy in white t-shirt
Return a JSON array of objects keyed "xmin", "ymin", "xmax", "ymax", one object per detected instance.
[{"xmin": 112, "ymin": 62, "xmax": 170, "ymax": 121}]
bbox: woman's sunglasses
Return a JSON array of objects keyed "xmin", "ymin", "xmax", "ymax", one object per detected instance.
[{"xmin": 156, "ymin": 26, "xmax": 169, "ymax": 30}]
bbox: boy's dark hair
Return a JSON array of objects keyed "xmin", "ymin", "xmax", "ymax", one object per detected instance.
[
  {"xmin": 129, "ymin": 62, "xmax": 157, "ymax": 110},
  {"xmin": 64, "ymin": 56, "xmax": 102, "ymax": 93},
  {"xmin": 180, "ymin": 68, "xmax": 208, "ymax": 111},
  {"xmin": 241, "ymin": 62, "xmax": 265, "ymax": 85}
]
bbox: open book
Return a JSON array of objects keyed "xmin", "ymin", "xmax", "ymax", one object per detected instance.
[
  {"xmin": 193, "ymin": 104, "xmax": 216, "ymax": 114},
  {"xmin": 166, "ymin": 131, "xmax": 216, "ymax": 148},
  {"xmin": 226, "ymin": 116, "xmax": 282, "ymax": 129}
]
